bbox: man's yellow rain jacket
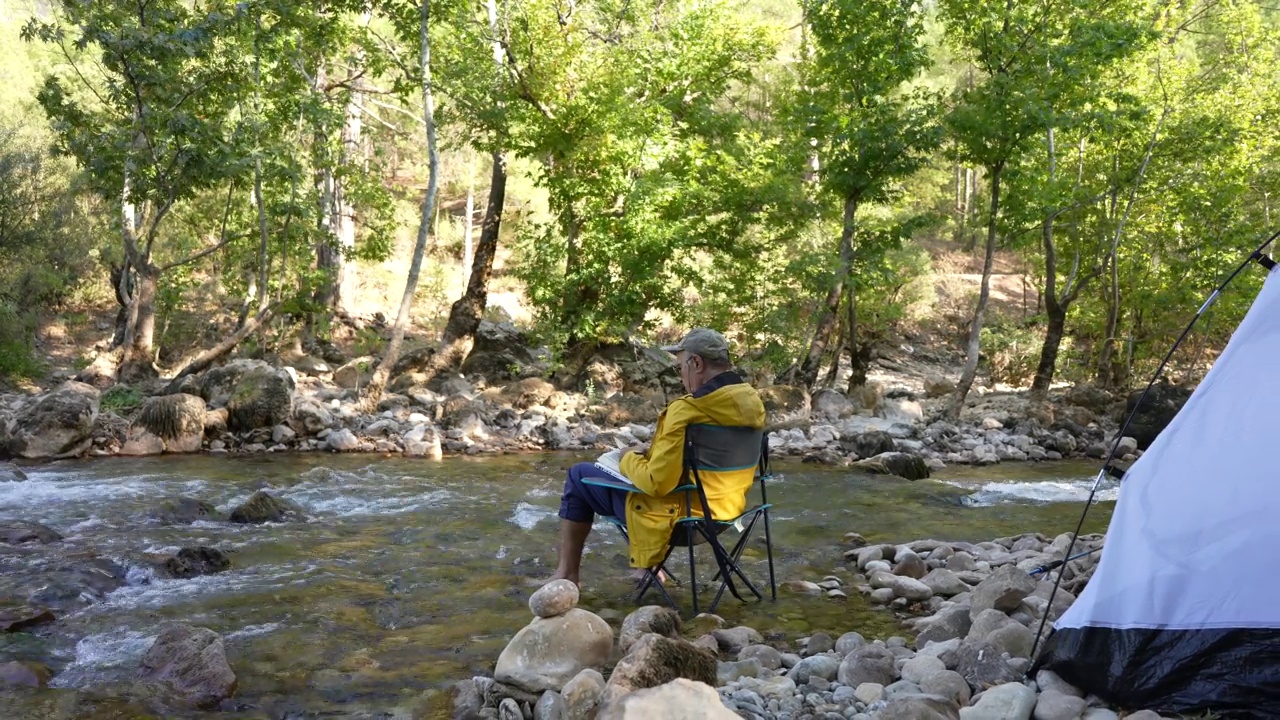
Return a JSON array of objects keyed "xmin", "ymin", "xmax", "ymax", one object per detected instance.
[{"xmin": 618, "ymin": 372, "xmax": 766, "ymax": 568}]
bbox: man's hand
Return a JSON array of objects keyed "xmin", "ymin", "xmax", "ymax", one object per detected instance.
[{"xmin": 622, "ymin": 443, "xmax": 649, "ymax": 459}]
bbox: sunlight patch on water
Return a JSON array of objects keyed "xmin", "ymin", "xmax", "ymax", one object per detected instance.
[
  {"xmin": 508, "ymin": 501, "xmax": 557, "ymax": 530},
  {"xmin": 947, "ymin": 479, "xmax": 1118, "ymax": 507},
  {"xmin": 96, "ymin": 565, "xmax": 319, "ymax": 611},
  {"xmin": 285, "ymin": 488, "xmax": 456, "ymax": 517},
  {"xmin": 226, "ymin": 622, "xmax": 284, "ymax": 641},
  {"xmin": 49, "ymin": 628, "xmax": 155, "ymax": 688}
]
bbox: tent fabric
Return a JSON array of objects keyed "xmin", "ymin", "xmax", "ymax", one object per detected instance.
[{"xmin": 1038, "ymin": 265, "xmax": 1280, "ymax": 716}]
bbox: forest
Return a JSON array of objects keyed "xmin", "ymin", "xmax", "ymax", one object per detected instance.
[{"xmin": 1, "ymin": 0, "xmax": 1277, "ymax": 409}]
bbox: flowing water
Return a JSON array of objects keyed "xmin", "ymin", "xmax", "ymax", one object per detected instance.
[{"xmin": 0, "ymin": 453, "xmax": 1115, "ymax": 719}]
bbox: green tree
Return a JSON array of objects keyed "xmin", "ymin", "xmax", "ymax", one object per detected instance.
[
  {"xmin": 939, "ymin": 0, "xmax": 1151, "ymax": 417},
  {"xmin": 496, "ymin": 0, "xmax": 787, "ymax": 347},
  {"xmin": 785, "ymin": 0, "xmax": 941, "ymax": 389}
]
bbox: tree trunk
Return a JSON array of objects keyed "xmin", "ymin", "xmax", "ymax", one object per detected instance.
[
  {"xmin": 442, "ymin": 151, "xmax": 506, "ymax": 343},
  {"xmin": 796, "ymin": 194, "xmax": 858, "ymax": 388},
  {"xmin": 360, "ymin": 0, "xmax": 439, "ymax": 410},
  {"xmin": 1031, "ymin": 127, "xmax": 1059, "ymax": 397},
  {"xmin": 170, "ymin": 305, "xmax": 275, "ymax": 381},
  {"xmin": 1097, "ymin": 107, "xmax": 1167, "ymax": 387},
  {"xmin": 123, "ymin": 261, "xmax": 159, "ymax": 370},
  {"xmin": 845, "ymin": 285, "xmax": 870, "ymax": 391},
  {"xmin": 1031, "ymin": 300, "xmax": 1067, "ymax": 395},
  {"xmin": 463, "ymin": 152, "xmax": 475, "ymax": 272},
  {"xmin": 947, "ymin": 163, "xmax": 1002, "ymax": 420}
]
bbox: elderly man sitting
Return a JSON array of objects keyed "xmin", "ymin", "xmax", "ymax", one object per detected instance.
[{"xmin": 548, "ymin": 328, "xmax": 766, "ymax": 586}]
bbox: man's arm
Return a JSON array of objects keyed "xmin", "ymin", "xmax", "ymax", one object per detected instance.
[{"xmin": 620, "ymin": 403, "xmax": 689, "ymax": 496}]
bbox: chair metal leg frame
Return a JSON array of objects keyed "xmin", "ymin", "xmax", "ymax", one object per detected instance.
[
  {"xmin": 709, "ymin": 511, "xmax": 768, "ymax": 610},
  {"xmin": 763, "ymin": 507, "xmax": 777, "ymax": 601},
  {"xmin": 607, "ymin": 520, "xmax": 681, "ymax": 612}
]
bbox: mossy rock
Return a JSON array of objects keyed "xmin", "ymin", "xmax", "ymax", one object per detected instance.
[{"xmin": 135, "ymin": 394, "xmax": 206, "ymax": 440}]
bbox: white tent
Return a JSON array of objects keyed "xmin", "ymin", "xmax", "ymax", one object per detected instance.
[{"xmin": 1038, "ymin": 265, "xmax": 1280, "ymax": 717}]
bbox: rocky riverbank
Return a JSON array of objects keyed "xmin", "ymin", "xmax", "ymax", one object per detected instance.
[
  {"xmin": 0, "ymin": 321, "xmax": 1177, "ymax": 473},
  {"xmin": 456, "ymin": 531, "xmax": 1184, "ymax": 720}
]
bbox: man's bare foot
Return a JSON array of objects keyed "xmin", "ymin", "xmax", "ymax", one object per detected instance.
[
  {"xmin": 544, "ymin": 571, "xmax": 579, "ymax": 587},
  {"xmin": 630, "ymin": 567, "xmax": 671, "ymax": 585}
]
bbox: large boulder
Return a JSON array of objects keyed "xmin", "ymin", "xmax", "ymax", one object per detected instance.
[
  {"xmin": 1121, "ymin": 380, "xmax": 1192, "ymax": 449},
  {"xmin": 759, "ymin": 385, "xmax": 810, "ymax": 420},
  {"xmin": 970, "ymin": 565, "xmax": 1037, "ymax": 617},
  {"xmin": 225, "ymin": 366, "xmax": 296, "ymax": 433},
  {"xmin": 138, "ymin": 625, "xmax": 237, "ymax": 709},
  {"xmin": 953, "ymin": 641, "xmax": 1022, "ymax": 692},
  {"xmin": 494, "ymin": 608, "xmax": 613, "ymax": 693},
  {"xmin": 122, "ymin": 394, "xmax": 207, "ymax": 455},
  {"xmin": 603, "ymin": 634, "xmax": 718, "ymax": 703},
  {"xmin": 812, "ymin": 389, "xmax": 854, "ymax": 419},
  {"xmin": 598, "ymin": 679, "xmax": 736, "ymax": 720},
  {"xmin": 837, "ymin": 644, "xmax": 897, "ymax": 688},
  {"xmin": 198, "ymin": 359, "xmax": 270, "ymax": 408},
  {"xmin": 291, "ymin": 397, "xmax": 334, "ymax": 434},
  {"xmin": 571, "ymin": 342, "xmax": 681, "ymax": 396},
  {"xmin": 460, "ymin": 321, "xmax": 545, "ymax": 381},
  {"xmin": 5, "ymin": 381, "xmax": 99, "ymax": 459},
  {"xmin": 842, "ymin": 430, "xmax": 896, "ymax": 459},
  {"xmin": 619, "ymin": 606, "xmax": 681, "ymax": 654},
  {"xmin": 333, "ymin": 357, "xmax": 375, "ymax": 390},
  {"xmin": 853, "ymin": 451, "xmax": 930, "ymax": 480}
]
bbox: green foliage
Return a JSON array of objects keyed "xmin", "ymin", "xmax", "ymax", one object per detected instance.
[
  {"xmin": 980, "ymin": 316, "xmax": 1043, "ymax": 387},
  {"xmin": 100, "ymin": 384, "xmax": 144, "ymax": 414},
  {"xmin": 0, "ymin": 302, "xmax": 43, "ymax": 381}
]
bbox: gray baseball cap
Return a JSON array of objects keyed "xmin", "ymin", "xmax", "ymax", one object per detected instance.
[{"xmin": 661, "ymin": 327, "xmax": 730, "ymax": 364}]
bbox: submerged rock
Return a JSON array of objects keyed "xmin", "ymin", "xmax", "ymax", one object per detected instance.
[
  {"xmin": 0, "ymin": 660, "xmax": 52, "ymax": 688},
  {"xmin": 853, "ymin": 451, "xmax": 931, "ymax": 480},
  {"xmin": 0, "ymin": 520, "xmax": 63, "ymax": 545},
  {"xmin": 159, "ymin": 547, "xmax": 232, "ymax": 579},
  {"xmin": 148, "ymin": 497, "xmax": 223, "ymax": 524},
  {"xmin": 0, "ymin": 604, "xmax": 56, "ymax": 632},
  {"xmin": 0, "ymin": 462, "xmax": 27, "ymax": 482},
  {"xmin": 227, "ymin": 491, "xmax": 307, "ymax": 524}
]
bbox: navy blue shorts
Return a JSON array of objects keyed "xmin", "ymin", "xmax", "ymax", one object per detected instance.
[{"xmin": 559, "ymin": 462, "xmax": 630, "ymax": 524}]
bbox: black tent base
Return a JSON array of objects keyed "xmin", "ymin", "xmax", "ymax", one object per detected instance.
[{"xmin": 1037, "ymin": 626, "xmax": 1280, "ymax": 719}]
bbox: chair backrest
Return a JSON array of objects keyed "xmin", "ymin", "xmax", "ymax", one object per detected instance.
[{"xmin": 683, "ymin": 424, "xmax": 767, "ymax": 521}]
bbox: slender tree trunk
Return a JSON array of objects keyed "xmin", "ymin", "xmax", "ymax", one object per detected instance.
[
  {"xmin": 463, "ymin": 151, "xmax": 475, "ymax": 272},
  {"xmin": 124, "ymin": 261, "xmax": 159, "ymax": 370},
  {"xmin": 796, "ymin": 194, "xmax": 858, "ymax": 388},
  {"xmin": 361, "ymin": 0, "xmax": 439, "ymax": 409},
  {"xmin": 1097, "ymin": 107, "xmax": 1167, "ymax": 387},
  {"xmin": 334, "ymin": 79, "xmax": 364, "ymax": 314},
  {"xmin": 947, "ymin": 163, "xmax": 1003, "ymax": 420},
  {"xmin": 845, "ymin": 284, "xmax": 870, "ymax": 391},
  {"xmin": 1031, "ymin": 128, "xmax": 1060, "ymax": 397},
  {"xmin": 443, "ymin": 152, "xmax": 506, "ymax": 343}
]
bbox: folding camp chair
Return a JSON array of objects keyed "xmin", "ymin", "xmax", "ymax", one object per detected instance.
[{"xmin": 588, "ymin": 424, "xmax": 777, "ymax": 616}]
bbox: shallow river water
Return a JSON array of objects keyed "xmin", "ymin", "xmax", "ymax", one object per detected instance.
[{"xmin": 0, "ymin": 453, "xmax": 1115, "ymax": 719}]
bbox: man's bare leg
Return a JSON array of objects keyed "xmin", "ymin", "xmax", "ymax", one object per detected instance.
[{"xmin": 548, "ymin": 518, "xmax": 592, "ymax": 586}]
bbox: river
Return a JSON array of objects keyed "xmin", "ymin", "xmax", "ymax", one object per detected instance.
[{"xmin": 0, "ymin": 454, "xmax": 1115, "ymax": 719}]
